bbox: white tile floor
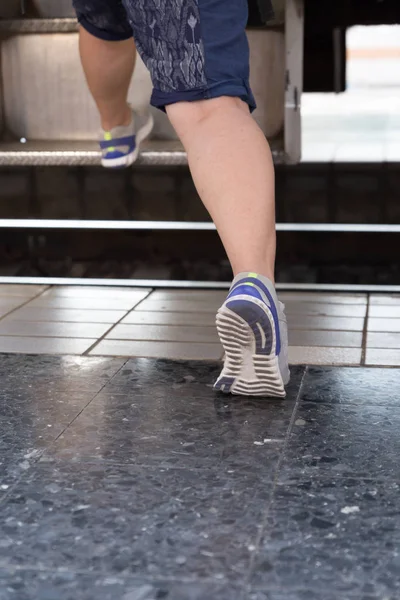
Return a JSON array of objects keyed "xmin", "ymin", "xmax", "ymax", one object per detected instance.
[{"xmin": 0, "ymin": 284, "xmax": 399, "ymax": 367}]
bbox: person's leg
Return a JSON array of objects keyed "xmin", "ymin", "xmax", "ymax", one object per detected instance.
[
  {"xmin": 79, "ymin": 27, "xmax": 135, "ymax": 131},
  {"xmin": 124, "ymin": 0, "xmax": 288, "ymax": 396},
  {"xmin": 167, "ymin": 97, "xmax": 276, "ymax": 281},
  {"xmin": 72, "ymin": 0, "xmax": 154, "ymax": 167}
]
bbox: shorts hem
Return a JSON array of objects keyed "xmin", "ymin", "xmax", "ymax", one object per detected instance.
[
  {"xmin": 77, "ymin": 16, "xmax": 133, "ymax": 42},
  {"xmin": 151, "ymin": 80, "xmax": 257, "ymax": 113}
]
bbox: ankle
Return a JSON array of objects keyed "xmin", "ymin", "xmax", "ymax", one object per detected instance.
[{"xmin": 101, "ymin": 105, "xmax": 132, "ymax": 131}]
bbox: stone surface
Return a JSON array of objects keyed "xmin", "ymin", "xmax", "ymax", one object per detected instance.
[{"xmin": 0, "ymin": 357, "xmax": 399, "ymax": 600}]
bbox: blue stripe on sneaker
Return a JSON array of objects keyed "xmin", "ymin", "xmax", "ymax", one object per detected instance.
[
  {"xmin": 99, "ymin": 135, "xmax": 136, "ymax": 150},
  {"xmin": 227, "ymin": 285, "xmax": 264, "ymax": 302},
  {"xmin": 229, "ymin": 278, "xmax": 281, "ymax": 355}
]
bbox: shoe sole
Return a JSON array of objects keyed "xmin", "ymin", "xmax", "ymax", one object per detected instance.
[
  {"xmin": 214, "ymin": 295, "xmax": 286, "ymax": 398},
  {"xmin": 101, "ymin": 113, "xmax": 155, "ymax": 169}
]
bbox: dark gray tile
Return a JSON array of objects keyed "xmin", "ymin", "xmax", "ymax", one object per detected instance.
[
  {"xmin": 104, "ymin": 359, "xmax": 305, "ymax": 400},
  {"xmin": 0, "ymin": 463, "xmax": 270, "ymax": 582},
  {"xmin": 0, "ymin": 355, "xmax": 126, "ymax": 394},
  {"xmin": 247, "ymin": 591, "xmax": 388, "ymax": 600},
  {"xmin": 0, "ymin": 388, "xmax": 96, "ymax": 497},
  {"xmin": 251, "ymin": 477, "xmax": 400, "ymax": 598},
  {"xmin": 48, "ymin": 387, "xmax": 295, "ymax": 471},
  {"xmin": 281, "ymin": 402, "xmax": 400, "ymax": 479},
  {"xmin": 0, "ymin": 570, "xmax": 242, "ymax": 600},
  {"xmin": 300, "ymin": 366, "xmax": 400, "ymax": 406}
]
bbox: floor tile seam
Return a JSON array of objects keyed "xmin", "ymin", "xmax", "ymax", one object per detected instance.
[
  {"xmin": 360, "ymin": 295, "xmax": 371, "ymax": 365},
  {"xmin": 243, "ymin": 366, "xmax": 309, "ymax": 585},
  {"xmin": 82, "ymin": 289, "xmax": 155, "ymax": 356},
  {"xmin": 0, "ymin": 286, "xmax": 51, "ymax": 324}
]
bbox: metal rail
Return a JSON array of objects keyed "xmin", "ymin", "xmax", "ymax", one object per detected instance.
[
  {"xmin": 0, "ymin": 276, "xmax": 399, "ymax": 293},
  {"xmin": 0, "ymin": 140, "xmax": 287, "ymax": 167},
  {"xmin": 0, "ymin": 18, "xmax": 78, "ymax": 34},
  {"xmin": 0, "ymin": 220, "xmax": 400, "ymax": 233}
]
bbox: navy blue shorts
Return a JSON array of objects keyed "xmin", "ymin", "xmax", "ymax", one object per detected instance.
[{"xmin": 72, "ymin": 0, "xmax": 259, "ymax": 112}]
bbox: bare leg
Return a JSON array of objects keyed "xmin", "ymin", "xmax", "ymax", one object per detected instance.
[
  {"xmin": 78, "ymin": 27, "xmax": 135, "ymax": 131},
  {"xmin": 167, "ymin": 97, "xmax": 276, "ymax": 281}
]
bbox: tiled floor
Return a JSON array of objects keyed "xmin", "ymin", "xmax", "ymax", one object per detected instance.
[
  {"xmin": 0, "ymin": 356, "xmax": 399, "ymax": 599},
  {"xmin": 0, "ymin": 285, "xmax": 399, "ymax": 366}
]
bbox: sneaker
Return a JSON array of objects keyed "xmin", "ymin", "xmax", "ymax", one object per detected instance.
[
  {"xmin": 99, "ymin": 108, "xmax": 154, "ymax": 168},
  {"xmin": 214, "ymin": 272, "xmax": 290, "ymax": 397}
]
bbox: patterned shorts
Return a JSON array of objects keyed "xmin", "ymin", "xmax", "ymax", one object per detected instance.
[{"xmin": 72, "ymin": 0, "xmax": 265, "ymax": 111}]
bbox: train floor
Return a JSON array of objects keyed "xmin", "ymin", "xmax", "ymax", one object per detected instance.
[{"xmin": 0, "ymin": 286, "xmax": 399, "ymax": 599}]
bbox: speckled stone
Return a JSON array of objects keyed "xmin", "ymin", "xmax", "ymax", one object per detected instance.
[
  {"xmin": 0, "ymin": 463, "xmax": 272, "ymax": 582},
  {"xmin": 104, "ymin": 359, "xmax": 305, "ymax": 400},
  {"xmin": 300, "ymin": 367, "xmax": 400, "ymax": 405},
  {"xmin": 251, "ymin": 477, "xmax": 400, "ymax": 598},
  {"xmin": 0, "ymin": 388, "xmax": 97, "ymax": 498},
  {"xmin": 0, "ymin": 570, "xmax": 242, "ymax": 600},
  {"xmin": 0, "ymin": 354, "xmax": 125, "ymax": 393},
  {"xmin": 49, "ymin": 389, "xmax": 296, "ymax": 471},
  {"xmin": 281, "ymin": 402, "xmax": 400, "ymax": 479}
]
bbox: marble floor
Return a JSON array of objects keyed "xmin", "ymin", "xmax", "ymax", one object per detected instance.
[{"xmin": 0, "ymin": 354, "xmax": 399, "ymax": 600}]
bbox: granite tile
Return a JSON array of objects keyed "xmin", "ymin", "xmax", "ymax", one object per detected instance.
[
  {"xmin": 0, "ymin": 337, "xmax": 93, "ymax": 355},
  {"xmin": 287, "ymin": 316, "xmax": 364, "ymax": 332},
  {"xmin": 365, "ymin": 349, "xmax": 400, "ymax": 367},
  {"xmin": 106, "ymin": 324, "xmax": 219, "ymax": 343},
  {"xmin": 247, "ymin": 591, "xmax": 383, "ymax": 600},
  {"xmin": 48, "ymin": 386, "xmax": 298, "ymax": 469},
  {"xmin": 0, "ymin": 321, "xmax": 109, "ymax": 339},
  {"xmin": 288, "ymin": 330, "xmax": 362, "ymax": 348},
  {"xmin": 90, "ymin": 340, "xmax": 223, "ymax": 360},
  {"xmin": 122, "ymin": 311, "xmax": 216, "ymax": 326},
  {"xmin": 281, "ymin": 402, "xmax": 400, "ymax": 479},
  {"xmin": 103, "ymin": 359, "xmax": 305, "ymax": 400},
  {"xmin": 251, "ymin": 477, "xmax": 400, "ymax": 597},
  {"xmin": 284, "ymin": 303, "xmax": 366, "ymax": 318},
  {"xmin": 299, "ymin": 366, "xmax": 400, "ymax": 406},
  {"xmin": 367, "ymin": 332, "xmax": 400, "ymax": 349},
  {"xmin": 9, "ymin": 307, "xmax": 126, "ymax": 324},
  {"xmin": 0, "ymin": 387, "xmax": 96, "ymax": 497},
  {"xmin": 368, "ymin": 318, "xmax": 400, "ymax": 333},
  {"xmin": 0, "ymin": 571, "xmax": 242, "ymax": 600},
  {"xmin": 0, "ymin": 463, "xmax": 271, "ymax": 581},
  {"xmin": 0, "ymin": 355, "xmax": 125, "ymax": 394},
  {"xmin": 288, "ymin": 347, "xmax": 362, "ymax": 366}
]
